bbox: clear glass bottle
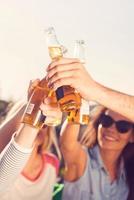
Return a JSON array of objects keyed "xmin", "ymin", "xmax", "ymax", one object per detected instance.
[
  {"xmin": 45, "ymin": 27, "xmax": 81, "ymax": 112},
  {"xmin": 67, "ymin": 40, "xmax": 90, "ymax": 124}
]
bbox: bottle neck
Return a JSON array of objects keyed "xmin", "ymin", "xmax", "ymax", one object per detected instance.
[
  {"xmin": 48, "ymin": 46, "xmax": 63, "ymax": 61},
  {"xmin": 73, "ymin": 40, "xmax": 86, "ymax": 63},
  {"xmin": 45, "ymin": 27, "xmax": 63, "ymax": 60}
]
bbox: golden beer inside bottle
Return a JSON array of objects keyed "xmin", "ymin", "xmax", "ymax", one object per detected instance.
[
  {"xmin": 22, "ymin": 80, "xmax": 61, "ymax": 128},
  {"xmin": 48, "ymin": 46, "xmax": 63, "ymax": 60},
  {"xmin": 67, "ymin": 109, "xmax": 90, "ymax": 125},
  {"xmin": 49, "ymin": 46, "xmax": 81, "ymax": 112}
]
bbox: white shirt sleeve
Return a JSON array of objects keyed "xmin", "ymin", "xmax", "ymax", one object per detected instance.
[{"xmin": 0, "ymin": 133, "xmax": 33, "ymax": 193}]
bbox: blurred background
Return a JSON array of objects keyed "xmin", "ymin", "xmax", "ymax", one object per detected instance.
[
  {"xmin": 0, "ymin": 0, "xmax": 134, "ymax": 107},
  {"xmin": 0, "ymin": 2, "xmax": 133, "ymax": 197}
]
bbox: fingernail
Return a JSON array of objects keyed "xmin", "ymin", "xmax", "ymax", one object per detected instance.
[{"xmin": 47, "ymin": 82, "xmax": 52, "ymax": 88}]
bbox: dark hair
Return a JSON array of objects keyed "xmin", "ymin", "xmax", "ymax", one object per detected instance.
[
  {"xmin": 123, "ymin": 143, "xmax": 134, "ymax": 200},
  {"xmin": 79, "ymin": 106, "xmax": 106, "ymax": 148},
  {"xmin": 95, "ymin": 109, "xmax": 134, "ymax": 200}
]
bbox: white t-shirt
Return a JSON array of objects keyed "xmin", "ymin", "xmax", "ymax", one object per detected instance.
[{"xmin": 1, "ymin": 153, "xmax": 59, "ymax": 200}]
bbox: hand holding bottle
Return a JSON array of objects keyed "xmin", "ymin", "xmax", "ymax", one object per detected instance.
[
  {"xmin": 45, "ymin": 27, "xmax": 81, "ymax": 112},
  {"xmin": 47, "ymin": 57, "xmax": 97, "ymax": 101},
  {"xmin": 22, "ymin": 77, "xmax": 62, "ymax": 128},
  {"xmin": 40, "ymin": 96, "xmax": 62, "ymax": 125}
]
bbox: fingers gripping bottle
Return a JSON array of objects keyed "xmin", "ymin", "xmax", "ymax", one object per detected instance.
[{"xmin": 45, "ymin": 27, "xmax": 81, "ymax": 112}]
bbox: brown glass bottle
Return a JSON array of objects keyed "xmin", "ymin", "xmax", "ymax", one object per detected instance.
[
  {"xmin": 67, "ymin": 100, "xmax": 90, "ymax": 125},
  {"xmin": 45, "ymin": 27, "xmax": 81, "ymax": 112},
  {"xmin": 22, "ymin": 78, "xmax": 61, "ymax": 129}
]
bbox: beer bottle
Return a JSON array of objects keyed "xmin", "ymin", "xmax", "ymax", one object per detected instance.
[
  {"xmin": 67, "ymin": 40, "xmax": 90, "ymax": 124},
  {"xmin": 45, "ymin": 27, "xmax": 81, "ymax": 112}
]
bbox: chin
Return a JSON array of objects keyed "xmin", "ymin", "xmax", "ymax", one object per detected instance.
[
  {"xmin": 99, "ymin": 140, "xmax": 119, "ymax": 150},
  {"xmin": 99, "ymin": 143, "xmax": 125, "ymax": 153}
]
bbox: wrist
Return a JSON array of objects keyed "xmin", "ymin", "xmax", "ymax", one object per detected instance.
[
  {"xmin": 89, "ymin": 81, "xmax": 109, "ymax": 104},
  {"xmin": 12, "ymin": 133, "xmax": 33, "ymax": 153},
  {"xmin": 86, "ymin": 80, "xmax": 99, "ymax": 101},
  {"xmin": 21, "ymin": 123, "xmax": 39, "ymax": 133},
  {"xmin": 15, "ymin": 123, "xmax": 39, "ymax": 148}
]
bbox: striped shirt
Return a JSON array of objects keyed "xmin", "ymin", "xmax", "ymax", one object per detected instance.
[
  {"xmin": 0, "ymin": 135, "xmax": 32, "ymax": 194},
  {"xmin": 1, "ymin": 153, "xmax": 59, "ymax": 200}
]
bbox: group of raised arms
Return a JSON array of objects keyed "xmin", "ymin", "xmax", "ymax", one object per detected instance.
[{"xmin": 0, "ymin": 57, "xmax": 134, "ymax": 200}]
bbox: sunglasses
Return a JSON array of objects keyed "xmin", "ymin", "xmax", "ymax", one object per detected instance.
[{"xmin": 98, "ymin": 113, "xmax": 134, "ymax": 134}]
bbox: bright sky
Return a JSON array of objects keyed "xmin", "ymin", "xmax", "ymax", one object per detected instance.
[{"xmin": 0, "ymin": 0, "xmax": 134, "ymax": 101}]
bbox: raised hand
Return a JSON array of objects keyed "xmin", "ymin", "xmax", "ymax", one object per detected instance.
[
  {"xmin": 46, "ymin": 57, "xmax": 97, "ymax": 101},
  {"xmin": 40, "ymin": 96, "xmax": 62, "ymax": 121}
]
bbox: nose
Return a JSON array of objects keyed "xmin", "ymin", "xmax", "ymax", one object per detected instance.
[{"xmin": 107, "ymin": 123, "xmax": 116, "ymax": 132}]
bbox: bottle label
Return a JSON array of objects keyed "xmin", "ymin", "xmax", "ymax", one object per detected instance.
[
  {"xmin": 26, "ymin": 103, "xmax": 34, "ymax": 114},
  {"xmin": 56, "ymin": 86, "xmax": 64, "ymax": 100}
]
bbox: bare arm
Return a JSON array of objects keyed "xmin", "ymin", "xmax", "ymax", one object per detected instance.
[
  {"xmin": 90, "ymin": 82, "xmax": 134, "ymax": 122},
  {"xmin": 0, "ymin": 79, "xmax": 41, "ymax": 153},
  {"xmin": 60, "ymin": 121, "xmax": 87, "ymax": 181},
  {"xmin": 47, "ymin": 57, "xmax": 134, "ymax": 121},
  {"xmin": 0, "ymin": 122, "xmax": 40, "ymax": 193},
  {"xmin": 14, "ymin": 123, "xmax": 39, "ymax": 148},
  {"xmin": 0, "ymin": 104, "xmax": 26, "ymax": 152},
  {"xmin": 0, "ymin": 79, "xmax": 47, "ymax": 192}
]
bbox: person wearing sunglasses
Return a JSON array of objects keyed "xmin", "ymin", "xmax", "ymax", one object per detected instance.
[
  {"xmin": 46, "ymin": 57, "xmax": 134, "ymax": 122},
  {"xmin": 60, "ymin": 106, "xmax": 134, "ymax": 200}
]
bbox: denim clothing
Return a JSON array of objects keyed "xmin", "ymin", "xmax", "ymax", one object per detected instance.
[{"xmin": 62, "ymin": 145, "xmax": 129, "ymax": 200}]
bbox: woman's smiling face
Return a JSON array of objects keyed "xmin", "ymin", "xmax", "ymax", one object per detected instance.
[{"xmin": 97, "ymin": 109, "xmax": 134, "ymax": 151}]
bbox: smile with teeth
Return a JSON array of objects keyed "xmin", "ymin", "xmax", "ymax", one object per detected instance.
[{"xmin": 103, "ymin": 134, "xmax": 119, "ymax": 142}]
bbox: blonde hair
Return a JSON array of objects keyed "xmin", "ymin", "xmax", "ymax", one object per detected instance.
[
  {"xmin": 39, "ymin": 126, "xmax": 62, "ymax": 160},
  {"xmin": 79, "ymin": 105, "xmax": 106, "ymax": 148}
]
